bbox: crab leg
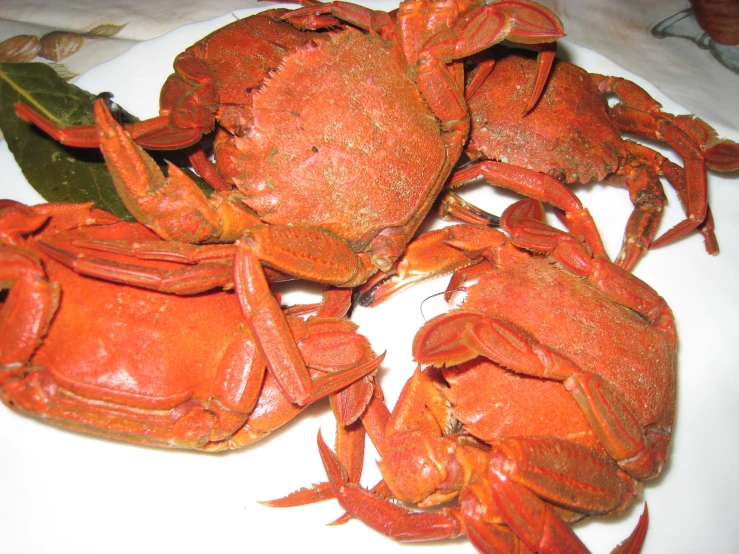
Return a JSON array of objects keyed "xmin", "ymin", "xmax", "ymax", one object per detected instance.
[
  {"xmin": 312, "ymin": 367, "xmax": 478, "ymax": 535},
  {"xmin": 13, "ymin": 101, "xmax": 191, "ymax": 149},
  {"xmin": 285, "ymin": 0, "xmax": 564, "ymax": 114},
  {"xmin": 316, "ymin": 374, "xmax": 648, "ymax": 553},
  {"xmin": 355, "ymin": 191, "xmax": 508, "ymax": 306},
  {"xmin": 15, "ymin": 31, "xmax": 225, "ymax": 152},
  {"xmin": 263, "ymin": 388, "xmax": 389, "ymax": 508},
  {"xmin": 268, "ymin": 372, "xmax": 390, "ymax": 509},
  {"xmin": 15, "ymin": 100, "xmax": 233, "ymax": 195},
  {"xmin": 607, "ymin": 141, "xmax": 688, "ymax": 268},
  {"xmin": 418, "ymin": 1, "xmax": 562, "ymax": 114},
  {"xmin": 231, "ymin": 243, "xmax": 382, "ymax": 406},
  {"xmin": 227, "ymin": 295, "xmax": 381, "ymax": 455},
  {"xmin": 14, "ymin": 41, "xmax": 220, "ymax": 151},
  {"xmin": 355, "ymin": 226, "xmax": 484, "ymax": 307},
  {"xmin": 448, "ymin": 163, "xmax": 610, "ymax": 260},
  {"xmin": 467, "ymin": 437, "xmax": 647, "ymax": 554},
  {"xmin": 501, "ymin": 200, "xmax": 675, "ymax": 329},
  {"xmin": 0, "ymin": 234, "xmax": 58, "ymax": 369},
  {"xmin": 591, "ymin": 74, "xmax": 739, "ymax": 251},
  {"xmin": 37, "ymin": 240, "xmax": 236, "ymax": 294},
  {"xmin": 317, "ymin": 431, "xmax": 467, "ymax": 540},
  {"xmin": 280, "ymin": 1, "xmax": 395, "ymax": 32},
  {"xmin": 318, "ymin": 429, "xmax": 583, "ymax": 552},
  {"xmin": 359, "ymin": 195, "xmax": 672, "ymax": 314}
]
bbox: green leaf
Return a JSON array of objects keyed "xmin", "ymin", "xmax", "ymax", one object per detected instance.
[
  {"xmin": 0, "ymin": 62, "xmax": 210, "ymax": 220},
  {"xmin": 47, "ymin": 61, "xmax": 78, "ymax": 81}
]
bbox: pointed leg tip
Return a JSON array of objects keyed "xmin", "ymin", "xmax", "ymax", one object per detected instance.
[
  {"xmin": 258, "ymin": 481, "xmax": 335, "ymax": 508},
  {"xmin": 316, "ymin": 428, "xmax": 351, "ymax": 490},
  {"xmin": 316, "ymin": 428, "xmax": 331, "ymax": 455},
  {"xmin": 611, "ymin": 503, "xmax": 649, "ymax": 554},
  {"xmin": 649, "ymin": 221, "xmax": 698, "ymax": 250},
  {"xmin": 326, "ymin": 512, "xmax": 353, "ymax": 526},
  {"xmin": 92, "ymin": 95, "xmax": 128, "ymax": 140}
]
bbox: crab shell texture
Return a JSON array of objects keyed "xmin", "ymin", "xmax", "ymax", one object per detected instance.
[
  {"xmin": 214, "ymin": 27, "xmax": 447, "ymax": 251},
  {"xmin": 161, "ymin": 8, "xmax": 323, "ymax": 138},
  {"xmin": 466, "ymin": 52, "xmax": 624, "ymax": 185},
  {"xmin": 379, "ymin": 246, "xmax": 677, "ymax": 506},
  {"xmin": 439, "ymin": 255, "xmax": 676, "ymax": 467},
  {"xmin": 0, "ymin": 203, "xmax": 372, "ymax": 451}
]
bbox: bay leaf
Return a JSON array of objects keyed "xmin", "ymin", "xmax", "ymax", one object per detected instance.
[{"xmin": 0, "ymin": 62, "xmax": 210, "ymax": 220}]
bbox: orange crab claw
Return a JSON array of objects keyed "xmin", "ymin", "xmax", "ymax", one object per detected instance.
[{"xmin": 316, "ymin": 430, "xmax": 464, "ymax": 541}]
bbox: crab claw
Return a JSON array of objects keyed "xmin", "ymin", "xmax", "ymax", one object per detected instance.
[
  {"xmin": 421, "ymin": 0, "xmax": 564, "ymax": 113},
  {"xmin": 315, "ymin": 430, "xmax": 462, "ymax": 541}
]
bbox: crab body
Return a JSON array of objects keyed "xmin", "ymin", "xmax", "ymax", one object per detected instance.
[
  {"xmin": 214, "ymin": 28, "xmax": 446, "ymax": 251},
  {"xmin": 0, "ymin": 201, "xmax": 381, "ymax": 452},
  {"xmin": 452, "ymin": 50, "xmax": 739, "ymax": 269},
  {"xmin": 467, "ymin": 55, "xmax": 625, "ymax": 185},
  {"xmin": 442, "ymin": 255, "xmax": 674, "ymax": 454},
  {"xmin": 443, "ymin": 252, "xmax": 675, "ymax": 446},
  {"xmin": 317, "ymin": 199, "xmax": 675, "ymax": 553}
]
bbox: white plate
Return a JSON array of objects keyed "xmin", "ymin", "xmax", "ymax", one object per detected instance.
[{"xmin": 1, "ymin": 3, "xmax": 738, "ymax": 553}]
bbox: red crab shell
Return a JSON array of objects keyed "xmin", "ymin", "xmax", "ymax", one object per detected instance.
[
  {"xmin": 214, "ymin": 28, "xmax": 447, "ymax": 250},
  {"xmin": 443, "ymin": 255, "xmax": 676, "ymax": 454},
  {"xmin": 466, "ymin": 53, "xmax": 625, "ymax": 185},
  {"xmin": 455, "ymin": 50, "xmax": 739, "ymax": 269},
  {"xmin": 0, "ymin": 202, "xmax": 379, "ymax": 450},
  {"xmin": 161, "ymin": 8, "xmax": 322, "ymax": 138},
  {"xmin": 312, "ymin": 199, "xmax": 677, "ymax": 552}
]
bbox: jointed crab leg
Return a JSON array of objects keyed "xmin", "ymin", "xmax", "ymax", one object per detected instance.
[
  {"xmin": 263, "ymin": 386, "xmax": 390, "ymax": 508},
  {"xmin": 13, "ymin": 101, "xmax": 191, "ymax": 149},
  {"xmin": 606, "ymin": 141, "xmax": 699, "ymax": 268},
  {"xmin": 592, "ymin": 74, "xmax": 739, "ymax": 253},
  {"xmin": 446, "ymin": 162, "xmax": 611, "ymax": 261},
  {"xmin": 317, "ymin": 430, "xmax": 465, "ymax": 541},
  {"xmin": 316, "ymin": 369, "xmax": 648, "ymax": 553},
  {"xmin": 37, "ymin": 240, "xmax": 235, "ymax": 294},
  {"xmin": 82, "ymin": 98, "xmax": 379, "ymax": 286},
  {"xmin": 0, "ymin": 207, "xmax": 58, "ymax": 368},
  {"xmin": 415, "ymin": 0, "xmax": 561, "ymax": 114},
  {"xmin": 234, "ymin": 242, "xmax": 381, "ymax": 405},
  {"xmin": 283, "ymin": 0, "xmax": 564, "ymax": 114}
]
